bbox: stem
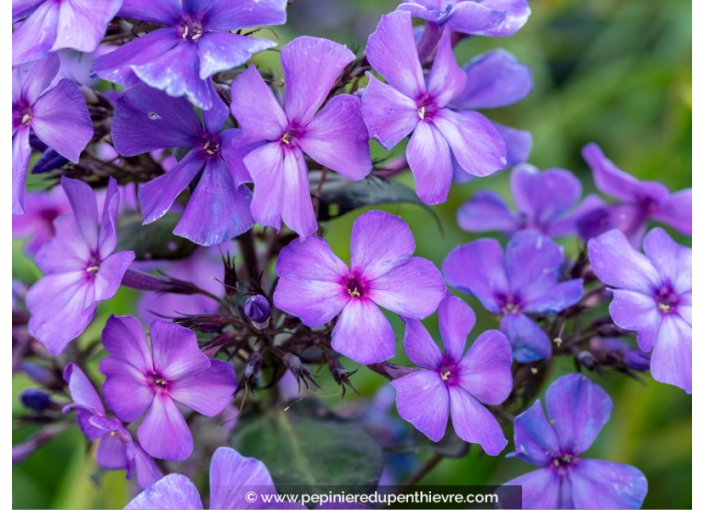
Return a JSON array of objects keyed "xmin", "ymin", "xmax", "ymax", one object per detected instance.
[
  {"xmin": 403, "ymin": 453, "xmax": 444, "ymax": 488},
  {"xmin": 238, "ymin": 230, "xmax": 259, "ymax": 279}
]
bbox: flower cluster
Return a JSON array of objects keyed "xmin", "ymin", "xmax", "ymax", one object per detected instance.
[{"xmin": 11, "ymin": 1, "xmax": 691, "ymax": 509}]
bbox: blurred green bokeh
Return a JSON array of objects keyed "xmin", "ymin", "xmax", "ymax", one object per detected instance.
[{"xmin": 12, "ymin": 0, "xmax": 691, "ymax": 508}]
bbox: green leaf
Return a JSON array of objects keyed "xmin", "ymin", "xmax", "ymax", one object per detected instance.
[
  {"xmin": 116, "ymin": 211, "xmax": 198, "ymax": 261},
  {"xmin": 387, "ymin": 430, "xmax": 470, "ymax": 458},
  {"xmin": 230, "ymin": 399, "xmax": 385, "ymax": 488}
]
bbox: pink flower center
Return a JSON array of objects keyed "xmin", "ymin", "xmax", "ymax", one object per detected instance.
[
  {"xmin": 149, "ymin": 373, "xmax": 170, "ymax": 392},
  {"xmin": 416, "ymin": 94, "xmax": 438, "ymax": 121},
  {"xmin": 346, "ymin": 276, "xmax": 364, "ymax": 298},
  {"xmin": 550, "ymin": 452, "xmax": 578, "ymax": 476},
  {"xmin": 656, "ymin": 286, "xmax": 678, "ymax": 314}
]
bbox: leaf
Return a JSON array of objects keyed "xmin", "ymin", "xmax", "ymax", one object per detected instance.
[
  {"xmin": 230, "ymin": 399, "xmax": 385, "ymax": 488},
  {"xmin": 310, "ymin": 171, "xmax": 441, "ymax": 228},
  {"xmin": 387, "ymin": 429, "xmax": 469, "ymax": 458},
  {"xmin": 116, "ymin": 211, "xmax": 198, "ymax": 261}
]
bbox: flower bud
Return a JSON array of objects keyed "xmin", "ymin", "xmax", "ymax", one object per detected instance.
[
  {"xmin": 245, "ymin": 295, "xmax": 271, "ymax": 328},
  {"xmin": 623, "ymin": 350, "xmax": 650, "ymax": 372},
  {"xmin": 236, "ymin": 352, "xmax": 263, "ymax": 395},
  {"xmin": 283, "ymin": 353, "xmax": 318, "ymax": 390},
  {"xmin": 20, "ymin": 389, "xmax": 52, "ymax": 412}
]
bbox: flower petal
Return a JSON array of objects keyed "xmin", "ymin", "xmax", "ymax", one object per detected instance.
[
  {"xmin": 174, "ymin": 156, "xmax": 255, "ymax": 246},
  {"xmin": 230, "ymin": 65, "xmax": 287, "ymax": 142},
  {"xmin": 522, "ymin": 280, "xmax": 583, "ymax": 315},
  {"xmin": 608, "ymin": 290, "xmax": 662, "ymax": 352},
  {"xmin": 587, "ymin": 229, "xmax": 661, "ymax": 293},
  {"xmin": 500, "ymin": 312, "xmax": 552, "ymax": 362},
  {"xmin": 199, "ymin": 0, "xmax": 288, "ymax": 31},
  {"xmin": 455, "ymin": 330, "xmax": 512, "ymax": 405},
  {"xmin": 150, "ymin": 321, "xmax": 211, "ymax": 381},
  {"xmin": 52, "ymin": 0, "xmax": 121, "ymax": 53},
  {"xmin": 456, "ymin": 190, "xmax": 520, "ymax": 235},
  {"xmin": 298, "ymin": 95, "xmax": 372, "ymax": 180},
  {"xmin": 650, "ymin": 315, "xmax": 692, "ymax": 393},
  {"xmin": 545, "ymin": 374, "xmax": 613, "ymax": 455},
  {"xmin": 443, "ymin": 239, "xmax": 508, "ymax": 313},
  {"xmin": 391, "ymin": 370, "xmax": 449, "ymax": 442},
  {"xmin": 133, "ymin": 444, "xmax": 164, "ymax": 490},
  {"xmin": 642, "ymin": 227, "xmax": 692, "ymax": 295},
  {"xmin": 452, "ymin": 49, "xmax": 532, "ymax": 110},
  {"xmin": 12, "ymin": 127, "xmax": 31, "ymax": 215},
  {"xmin": 11, "ymin": 0, "xmax": 59, "ymax": 66},
  {"xmin": 209, "ymin": 447, "xmax": 278, "ymax": 510},
  {"xmin": 651, "ymin": 188, "xmax": 692, "ymax": 235},
  {"xmin": 93, "ymin": 251, "xmax": 135, "ymax": 302},
  {"xmin": 472, "ymin": 0, "xmax": 531, "ymax": 37},
  {"xmin": 493, "ymin": 122, "xmax": 532, "ymax": 167},
  {"xmin": 350, "ymin": 210, "xmax": 415, "ymax": 280},
  {"xmin": 245, "ymin": 142, "xmax": 285, "ymax": 231},
  {"xmin": 170, "ymin": 359, "xmax": 236, "ymax": 416},
  {"xmin": 101, "ymin": 314, "xmax": 153, "ymax": 373},
  {"xmin": 444, "ymin": 1, "xmax": 507, "ymax": 36},
  {"xmin": 13, "ymin": 55, "xmax": 60, "ymax": 105},
  {"xmin": 332, "ymin": 299, "xmax": 395, "ymax": 364},
  {"xmin": 509, "ymin": 399, "xmax": 560, "ymax": 467},
  {"xmin": 449, "ymin": 386, "xmax": 507, "ymax": 455},
  {"xmin": 138, "ymin": 394, "xmax": 193, "ymax": 461},
  {"xmin": 62, "ymin": 364, "xmax": 105, "ymax": 440},
  {"xmin": 282, "ymin": 36, "xmax": 355, "ymax": 126},
  {"xmin": 96, "ymin": 433, "xmax": 130, "ymax": 471},
  {"xmin": 197, "ymin": 33, "xmax": 276, "ymax": 80},
  {"xmin": 427, "ymin": 30, "xmax": 466, "ymax": 107},
  {"xmin": 403, "ymin": 319, "xmax": 443, "ymax": 371},
  {"xmin": 570, "ymin": 459, "xmax": 648, "ymax": 509},
  {"xmin": 366, "ymin": 12, "xmax": 425, "ymax": 99},
  {"xmin": 368, "ymin": 257, "xmax": 446, "ymax": 319},
  {"xmin": 99, "ymin": 357, "xmax": 154, "ymax": 423},
  {"xmin": 31, "ymin": 79, "xmax": 93, "ymax": 163},
  {"xmin": 281, "ymin": 148, "xmax": 317, "ymax": 239},
  {"xmin": 407, "ymin": 120, "xmax": 453, "ymax": 205},
  {"xmin": 126, "ymin": 474, "xmax": 203, "ymax": 510},
  {"xmin": 220, "ymin": 128, "xmax": 261, "ymax": 185},
  {"xmin": 433, "ymin": 109, "xmax": 506, "ymax": 177},
  {"xmin": 360, "ymin": 73, "xmax": 418, "ymax": 150},
  {"xmin": 501, "ymin": 468, "xmax": 560, "ymax": 510},
  {"xmin": 438, "ymin": 294, "xmax": 476, "ymax": 363},
  {"xmin": 118, "ymin": 0, "xmax": 182, "ymax": 25}
]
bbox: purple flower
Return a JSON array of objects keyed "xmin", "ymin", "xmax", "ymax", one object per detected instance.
[
  {"xmin": 274, "ymin": 210, "xmax": 446, "ymax": 364},
  {"xmin": 230, "ymin": 37, "xmax": 373, "ymax": 239},
  {"xmin": 503, "ymin": 374, "xmax": 647, "ymax": 509},
  {"xmin": 99, "ymin": 315, "xmax": 237, "ymax": 461},
  {"xmin": 12, "ymin": 55, "xmax": 93, "ymax": 214},
  {"xmin": 588, "ymin": 228, "xmax": 691, "ymax": 393},
  {"xmin": 25, "ymin": 177, "xmax": 134, "ymax": 355},
  {"xmin": 361, "ymin": 12, "xmax": 506, "ymax": 205},
  {"xmin": 12, "ymin": 0, "xmax": 122, "ymax": 65},
  {"xmin": 112, "ymin": 84, "xmax": 256, "ymax": 246},
  {"xmin": 12, "ymin": 187, "xmax": 71, "ymax": 255},
  {"xmin": 451, "ymin": 49, "xmax": 534, "ymax": 177},
  {"xmin": 93, "ymin": 0, "xmax": 288, "ymax": 109},
  {"xmin": 397, "ymin": 0, "xmax": 531, "ymax": 38},
  {"xmin": 392, "ymin": 293, "xmax": 513, "ymax": 454},
  {"xmin": 579, "ymin": 143, "xmax": 692, "ymax": 243},
  {"xmin": 457, "ymin": 164, "xmax": 601, "ymax": 237},
  {"xmin": 443, "ymin": 231, "xmax": 583, "ymax": 362},
  {"xmin": 63, "ymin": 363, "xmax": 162, "ymax": 490},
  {"xmin": 126, "ymin": 446, "xmax": 295, "ymax": 509}
]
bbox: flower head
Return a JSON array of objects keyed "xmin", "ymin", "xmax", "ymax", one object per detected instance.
[
  {"xmin": 12, "ymin": 0, "xmax": 122, "ymax": 65},
  {"xmin": 397, "ymin": 0, "xmax": 531, "ymax": 38},
  {"xmin": 588, "ymin": 228, "xmax": 691, "ymax": 393},
  {"xmin": 579, "ymin": 143, "xmax": 692, "ymax": 242},
  {"xmin": 361, "ymin": 11, "xmax": 506, "ymax": 205},
  {"xmin": 503, "ymin": 374, "xmax": 648, "ymax": 509},
  {"xmin": 392, "ymin": 293, "xmax": 513, "ymax": 454},
  {"xmin": 274, "ymin": 210, "xmax": 446, "ymax": 364},
  {"xmin": 112, "ymin": 84, "xmax": 256, "ymax": 246},
  {"xmin": 26, "ymin": 177, "xmax": 135, "ymax": 355},
  {"xmin": 457, "ymin": 164, "xmax": 600, "ymax": 237},
  {"xmin": 93, "ymin": 0, "xmax": 288, "ymax": 109},
  {"xmin": 12, "ymin": 55, "xmax": 93, "ymax": 214},
  {"xmin": 230, "ymin": 36, "xmax": 373, "ymax": 239},
  {"xmin": 99, "ymin": 315, "xmax": 237, "ymax": 461},
  {"xmin": 63, "ymin": 363, "xmax": 162, "ymax": 490},
  {"xmin": 443, "ymin": 231, "xmax": 583, "ymax": 362}
]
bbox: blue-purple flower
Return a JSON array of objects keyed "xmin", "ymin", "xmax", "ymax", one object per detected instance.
[
  {"xmin": 63, "ymin": 363, "xmax": 162, "ymax": 490},
  {"xmin": 93, "ymin": 0, "xmax": 288, "ymax": 109},
  {"xmin": 12, "ymin": 187, "xmax": 71, "ymax": 255},
  {"xmin": 12, "ymin": 55, "xmax": 93, "ymax": 214},
  {"xmin": 361, "ymin": 11, "xmax": 506, "ymax": 205},
  {"xmin": 230, "ymin": 37, "xmax": 373, "ymax": 239},
  {"xmin": 392, "ymin": 293, "xmax": 513, "ymax": 454},
  {"xmin": 12, "ymin": 0, "xmax": 122, "ymax": 65},
  {"xmin": 112, "ymin": 84, "xmax": 256, "ymax": 246},
  {"xmin": 26, "ymin": 177, "xmax": 134, "ymax": 355},
  {"xmin": 588, "ymin": 228, "xmax": 691, "ymax": 393},
  {"xmin": 274, "ymin": 211, "xmax": 446, "ymax": 365},
  {"xmin": 457, "ymin": 164, "xmax": 600, "ymax": 237},
  {"xmin": 503, "ymin": 374, "xmax": 647, "ymax": 509},
  {"xmin": 443, "ymin": 231, "xmax": 583, "ymax": 362},
  {"xmin": 397, "ymin": 0, "xmax": 531, "ymax": 38},
  {"xmin": 579, "ymin": 143, "xmax": 692, "ymax": 243},
  {"xmin": 99, "ymin": 315, "xmax": 237, "ymax": 461}
]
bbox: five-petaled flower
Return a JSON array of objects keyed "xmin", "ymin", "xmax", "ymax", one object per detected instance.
[
  {"xmin": 26, "ymin": 177, "xmax": 135, "ymax": 355},
  {"xmin": 443, "ymin": 230, "xmax": 583, "ymax": 362},
  {"xmin": 502, "ymin": 374, "xmax": 648, "ymax": 509},
  {"xmin": 392, "ymin": 293, "xmax": 513, "ymax": 455},
  {"xmin": 112, "ymin": 84, "xmax": 257, "ymax": 246},
  {"xmin": 274, "ymin": 210, "xmax": 446, "ymax": 364},
  {"xmin": 92, "ymin": 0, "xmax": 287, "ymax": 109},
  {"xmin": 361, "ymin": 11, "xmax": 507, "ymax": 205},
  {"xmin": 588, "ymin": 227, "xmax": 692, "ymax": 393},
  {"xmin": 99, "ymin": 315, "xmax": 237, "ymax": 461},
  {"xmin": 230, "ymin": 36, "xmax": 373, "ymax": 239},
  {"xmin": 12, "ymin": 55, "xmax": 93, "ymax": 214}
]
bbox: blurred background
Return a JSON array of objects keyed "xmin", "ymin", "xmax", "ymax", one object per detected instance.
[{"xmin": 12, "ymin": 0, "xmax": 692, "ymax": 508}]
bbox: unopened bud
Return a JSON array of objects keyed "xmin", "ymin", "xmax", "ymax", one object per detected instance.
[
  {"xmin": 623, "ymin": 350, "xmax": 650, "ymax": 372},
  {"xmin": 236, "ymin": 352, "xmax": 263, "ymax": 395},
  {"xmin": 245, "ymin": 295, "xmax": 271, "ymax": 329},
  {"xmin": 283, "ymin": 353, "xmax": 318, "ymax": 390},
  {"xmin": 328, "ymin": 358, "xmax": 359, "ymax": 397},
  {"xmin": 577, "ymin": 351, "xmax": 596, "ymax": 370},
  {"xmin": 20, "ymin": 389, "xmax": 52, "ymax": 412}
]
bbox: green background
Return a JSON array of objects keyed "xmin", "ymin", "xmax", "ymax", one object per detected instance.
[{"xmin": 12, "ymin": 0, "xmax": 692, "ymax": 508}]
